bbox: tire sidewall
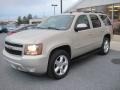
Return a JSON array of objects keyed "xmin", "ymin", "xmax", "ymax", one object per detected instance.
[{"xmin": 48, "ymin": 50, "xmax": 70, "ymax": 79}]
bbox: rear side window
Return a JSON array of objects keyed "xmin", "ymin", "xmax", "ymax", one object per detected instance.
[
  {"xmin": 90, "ymin": 14, "xmax": 101, "ymax": 28},
  {"xmin": 100, "ymin": 15, "xmax": 112, "ymax": 26}
]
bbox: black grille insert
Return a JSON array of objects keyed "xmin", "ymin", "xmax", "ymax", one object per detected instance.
[
  {"xmin": 5, "ymin": 41, "xmax": 23, "ymax": 47},
  {"xmin": 5, "ymin": 47, "xmax": 22, "ymax": 55}
]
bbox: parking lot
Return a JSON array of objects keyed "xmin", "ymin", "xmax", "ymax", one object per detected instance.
[{"xmin": 0, "ymin": 34, "xmax": 120, "ymax": 90}]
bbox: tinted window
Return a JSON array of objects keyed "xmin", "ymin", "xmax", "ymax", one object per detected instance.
[
  {"xmin": 90, "ymin": 15, "xmax": 101, "ymax": 28},
  {"xmin": 100, "ymin": 15, "xmax": 112, "ymax": 26},
  {"xmin": 76, "ymin": 15, "xmax": 90, "ymax": 30}
]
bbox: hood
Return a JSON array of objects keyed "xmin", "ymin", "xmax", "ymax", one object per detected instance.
[{"xmin": 5, "ymin": 29, "xmax": 63, "ymax": 44}]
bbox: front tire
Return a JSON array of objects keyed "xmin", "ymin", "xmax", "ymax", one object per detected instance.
[
  {"xmin": 47, "ymin": 50, "xmax": 70, "ymax": 80},
  {"xmin": 99, "ymin": 37, "xmax": 110, "ymax": 55}
]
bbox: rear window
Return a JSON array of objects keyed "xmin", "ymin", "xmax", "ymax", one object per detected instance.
[{"xmin": 100, "ymin": 15, "xmax": 112, "ymax": 26}]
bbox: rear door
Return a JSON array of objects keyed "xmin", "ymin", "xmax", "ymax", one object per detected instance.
[{"xmin": 88, "ymin": 14, "xmax": 104, "ymax": 48}]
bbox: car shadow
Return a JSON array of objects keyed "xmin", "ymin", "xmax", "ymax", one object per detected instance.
[
  {"xmin": 5, "ymin": 49, "xmax": 120, "ymax": 82},
  {"xmin": 6, "ymin": 66, "xmax": 53, "ymax": 82},
  {"xmin": 5, "ymin": 50, "xmax": 99, "ymax": 81},
  {"xmin": 70, "ymin": 49, "xmax": 120, "ymax": 69},
  {"xmin": 70, "ymin": 49, "xmax": 101, "ymax": 68},
  {"xmin": 70, "ymin": 53, "xmax": 98, "ymax": 70}
]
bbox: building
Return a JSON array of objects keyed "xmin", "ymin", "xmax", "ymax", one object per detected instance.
[
  {"xmin": 66, "ymin": 0, "xmax": 120, "ymax": 34},
  {"xmin": 66, "ymin": 0, "xmax": 120, "ymax": 22},
  {"xmin": 0, "ymin": 19, "xmax": 17, "ymax": 25}
]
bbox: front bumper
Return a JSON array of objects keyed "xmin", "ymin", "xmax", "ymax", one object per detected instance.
[{"xmin": 3, "ymin": 50, "xmax": 49, "ymax": 74}]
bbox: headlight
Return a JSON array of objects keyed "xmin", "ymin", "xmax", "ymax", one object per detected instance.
[{"xmin": 24, "ymin": 44, "xmax": 43, "ymax": 55}]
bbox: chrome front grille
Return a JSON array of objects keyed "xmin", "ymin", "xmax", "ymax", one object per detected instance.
[{"xmin": 5, "ymin": 41, "xmax": 23, "ymax": 56}]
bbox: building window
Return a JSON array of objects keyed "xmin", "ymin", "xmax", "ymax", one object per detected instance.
[{"xmin": 107, "ymin": 3, "xmax": 120, "ymax": 21}]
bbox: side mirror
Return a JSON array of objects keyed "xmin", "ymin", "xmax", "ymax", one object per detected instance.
[{"xmin": 75, "ymin": 23, "xmax": 88, "ymax": 32}]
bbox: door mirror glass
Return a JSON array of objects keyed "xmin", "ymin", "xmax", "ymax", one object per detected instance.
[{"xmin": 76, "ymin": 23, "xmax": 88, "ymax": 31}]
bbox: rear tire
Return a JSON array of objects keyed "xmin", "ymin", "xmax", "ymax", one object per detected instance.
[
  {"xmin": 47, "ymin": 50, "xmax": 70, "ymax": 80},
  {"xmin": 99, "ymin": 37, "xmax": 110, "ymax": 55}
]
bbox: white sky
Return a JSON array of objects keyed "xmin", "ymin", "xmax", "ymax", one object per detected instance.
[{"xmin": 0, "ymin": 0, "xmax": 81, "ymax": 20}]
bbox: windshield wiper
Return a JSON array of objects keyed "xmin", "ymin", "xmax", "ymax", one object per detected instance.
[
  {"xmin": 47, "ymin": 27, "xmax": 61, "ymax": 30},
  {"xmin": 36, "ymin": 26, "xmax": 61, "ymax": 30},
  {"xmin": 36, "ymin": 27, "xmax": 47, "ymax": 29}
]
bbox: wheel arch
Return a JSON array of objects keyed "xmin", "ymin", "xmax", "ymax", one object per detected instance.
[
  {"xmin": 104, "ymin": 34, "xmax": 111, "ymax": 41},
  {"xmin": 49, "ymin": 45, "xmax": 71, "ymax": 59}
]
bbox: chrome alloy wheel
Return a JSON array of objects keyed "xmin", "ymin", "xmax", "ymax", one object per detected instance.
[
  {"xmin": 104, "ymin": 40, "xmax": 110, "ymax": 53},
  {"xmin": 54, "ymin": 55, "xmax": 68, "ymax": 76}
]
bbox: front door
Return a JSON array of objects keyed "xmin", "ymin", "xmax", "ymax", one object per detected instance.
[{"xmin": 72, "ymin": 15, "xmax": 94, "ymax": 57}]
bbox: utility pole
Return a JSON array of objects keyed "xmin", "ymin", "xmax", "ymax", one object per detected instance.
[
  {"xmin": 60, "ymin": 0, "xmax": 63, "ymax": 14},
  {"xmin": 51, "ymin": 4, "xmax": 58, "ymax": 16}
]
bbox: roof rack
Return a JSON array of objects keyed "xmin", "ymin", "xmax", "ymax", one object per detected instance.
[
  {"xmin": 82, "ymin": 11, "xmax": 104, "ymax": 13},
  {"xmin": 68, "ymin": 11, "xmax": 104, "ymax": 14}
]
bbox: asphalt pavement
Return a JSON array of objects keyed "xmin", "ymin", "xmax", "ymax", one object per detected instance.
[{"xmin": 0, "ymin": 33, "xmax": 120, "ymax": 90}]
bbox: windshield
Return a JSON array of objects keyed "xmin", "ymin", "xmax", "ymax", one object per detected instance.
[{"xmin": 37, "ymin": 15, "xmax": 75, "ymax": 30}]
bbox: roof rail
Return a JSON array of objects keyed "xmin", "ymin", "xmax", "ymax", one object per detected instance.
[
  {"xmin": 66, "ymin": 11, "xmax": 104, "ymax": 14},
  {"xmin": 83, "ymin": 11, "xmax": 104, "ymax": 14}
]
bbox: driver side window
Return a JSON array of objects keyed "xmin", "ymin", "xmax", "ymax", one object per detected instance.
[{"xmin": 76, "ymin": 15, "xmax": 90, "ymax": 30}]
